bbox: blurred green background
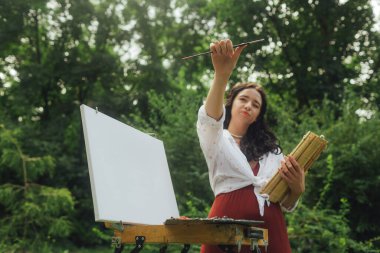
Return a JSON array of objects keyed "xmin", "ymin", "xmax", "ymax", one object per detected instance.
[{"xmin": 0, "ymin": 0, "xmax": 379, "ymax": 252}]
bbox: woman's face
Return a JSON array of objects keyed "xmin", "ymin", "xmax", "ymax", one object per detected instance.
[{"xmin": 230, "ymin": 88, "xmax": 262, "ymax": 126}]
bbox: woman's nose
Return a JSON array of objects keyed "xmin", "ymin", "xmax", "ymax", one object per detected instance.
[{"xmin": 244, "ymin": 102, "xmax": 252, "ymax": 110}]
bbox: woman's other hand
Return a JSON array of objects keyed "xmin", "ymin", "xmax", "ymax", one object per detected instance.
[
  {"xmin": 210, "ymin": 39, "xmax": 247, "ymax": 78},
  {"xmin": 279, "ymin": 156, "xmax": 305, "ymax": 197}
]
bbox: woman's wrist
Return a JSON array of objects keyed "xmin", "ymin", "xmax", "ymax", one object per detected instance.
[
  {"xmin": 289, "ymin": 190, "xmax": 302, "ymax": 200},
  {"xmin": 213, "ymin": 71, "xmax": 231, "ymax": 85},
  {"xmin": 281, "ymin": 190, "xmax": 302, "ymax": 210}
]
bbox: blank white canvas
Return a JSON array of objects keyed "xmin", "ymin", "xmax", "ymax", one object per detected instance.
[{"xmin": 80, "ymin": 104, "xmax": 179, "ymax": 225}]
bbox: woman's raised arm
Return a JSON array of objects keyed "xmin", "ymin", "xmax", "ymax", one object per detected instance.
[{"xmin": 205, "ymin": 39, "xmax": 246, "ymax": 120}]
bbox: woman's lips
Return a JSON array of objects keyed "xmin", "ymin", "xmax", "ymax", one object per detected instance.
[{"xmin": 241, "ymin": 111, "xmax": 250, "ymax": 117}]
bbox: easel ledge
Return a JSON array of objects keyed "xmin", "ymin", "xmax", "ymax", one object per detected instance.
[{"xmin": 105, "ymin": 218, "xmax": 268, "ymax": 251}]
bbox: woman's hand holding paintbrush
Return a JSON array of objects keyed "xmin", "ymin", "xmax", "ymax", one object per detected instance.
[{"xmin": 209, "ymin": 39, "xmax": 247, "ymax": 78}]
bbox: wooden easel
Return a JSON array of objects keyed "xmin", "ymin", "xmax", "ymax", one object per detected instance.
[{"xmin": 105, "ymin": 218, "xmax": 268, "ymax": 253}]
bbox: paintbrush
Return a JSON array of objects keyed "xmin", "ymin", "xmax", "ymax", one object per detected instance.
[{"xmin": 181, "ymin": 39, "xmax": 265, "ymax": 60}]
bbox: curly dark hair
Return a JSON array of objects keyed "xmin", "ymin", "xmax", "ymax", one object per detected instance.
[{"xmin": 223, "ymin": 82, "xmax": 281, "ymax": 161}]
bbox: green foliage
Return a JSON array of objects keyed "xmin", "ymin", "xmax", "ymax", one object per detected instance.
[
  {"xmin": 313, "ymin": 153, "xmax": 335, "ymax": 211},
  {"xmin": 287, "ymin": 200, "xmax": 380, "ymax": 253},
  {"xmin": 323, "ymin": 105, "xmax": 380, "ymax": 240},
  {"xmin": 180, "ymin": 192, "xmax": 210, "ymax": 218},
  {"xmin": 210, "ymin": 0, "xmax": 379, "ymax": 108},
  {"xmin": 286, "ymin": 147, "xmax": 379, "ymax": 252},
  {"xmin": 0, "ymin": 125, "xmax": 74, "ymax": 252},
  {"xmin": 287, "ymin": 202, "xmax": 351, "ymax": 253}
]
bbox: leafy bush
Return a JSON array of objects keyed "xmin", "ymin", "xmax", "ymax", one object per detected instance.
[{"xmin": 0, "ymin": 125, "xmax": 75, "ymax": 252}]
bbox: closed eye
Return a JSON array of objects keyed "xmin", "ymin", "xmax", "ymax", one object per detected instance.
[
  {"xmin": 238, "ymin": 95, "xmax": 261, "ymax": 108},
  {"xmin": 253, "ymin": 102, "xmax": 260, "ymax": 108}
]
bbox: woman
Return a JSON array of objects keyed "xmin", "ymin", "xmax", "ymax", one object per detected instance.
[{"xmin": 197, "ymin": 39, "xmax": 305, "ymax": 253}]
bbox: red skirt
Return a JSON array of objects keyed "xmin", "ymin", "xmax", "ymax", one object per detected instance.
[{"xmin": 200, "ymin": 165, "xmax": 291, "ymax": 253}]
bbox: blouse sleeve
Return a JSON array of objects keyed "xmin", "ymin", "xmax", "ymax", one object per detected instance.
[
  {"xmin": 280, "ymin": 195, "xmax": 299, "ymax": 213},
  {"xmin": 196, "ymin": 105, "xmax": 225, "ymax": 164}
]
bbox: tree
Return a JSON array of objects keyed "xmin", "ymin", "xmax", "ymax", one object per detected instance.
[
  {"xmin": 0, "ymin": 124, "xmax": 74, "ymax": 252},
  {"xmin": 208, "ymin": 0, "xmax": 379, "ymax": 109}
]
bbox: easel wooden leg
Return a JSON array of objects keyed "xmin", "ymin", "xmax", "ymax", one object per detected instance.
[
  {"xmin": 130, "ymin": 236, "xmax": 145, "ymax": 253},
  {"xmin": 114, "ymin": 245, "xmax": 124, "ymax": 253},
  {"xmin": 159, "ymin": 244, "xmax": 168, "ymax": 253},
  {"xmin": 181, "ymin": 244, "xmax": 191, "ymax": 253},
  {"xmin": 251, "ymin": 244, "xmax": 261, "ymax": 253}
]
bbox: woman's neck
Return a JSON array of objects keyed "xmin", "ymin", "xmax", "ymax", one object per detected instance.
[{"xmin": 228, "ymin": 122, "xmax": 248, "ymax": 138}]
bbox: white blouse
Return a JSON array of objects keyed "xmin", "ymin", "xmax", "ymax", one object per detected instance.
[{"xmin": 196, "ymin": 104, "xmax": 297, "ymax": 216}]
